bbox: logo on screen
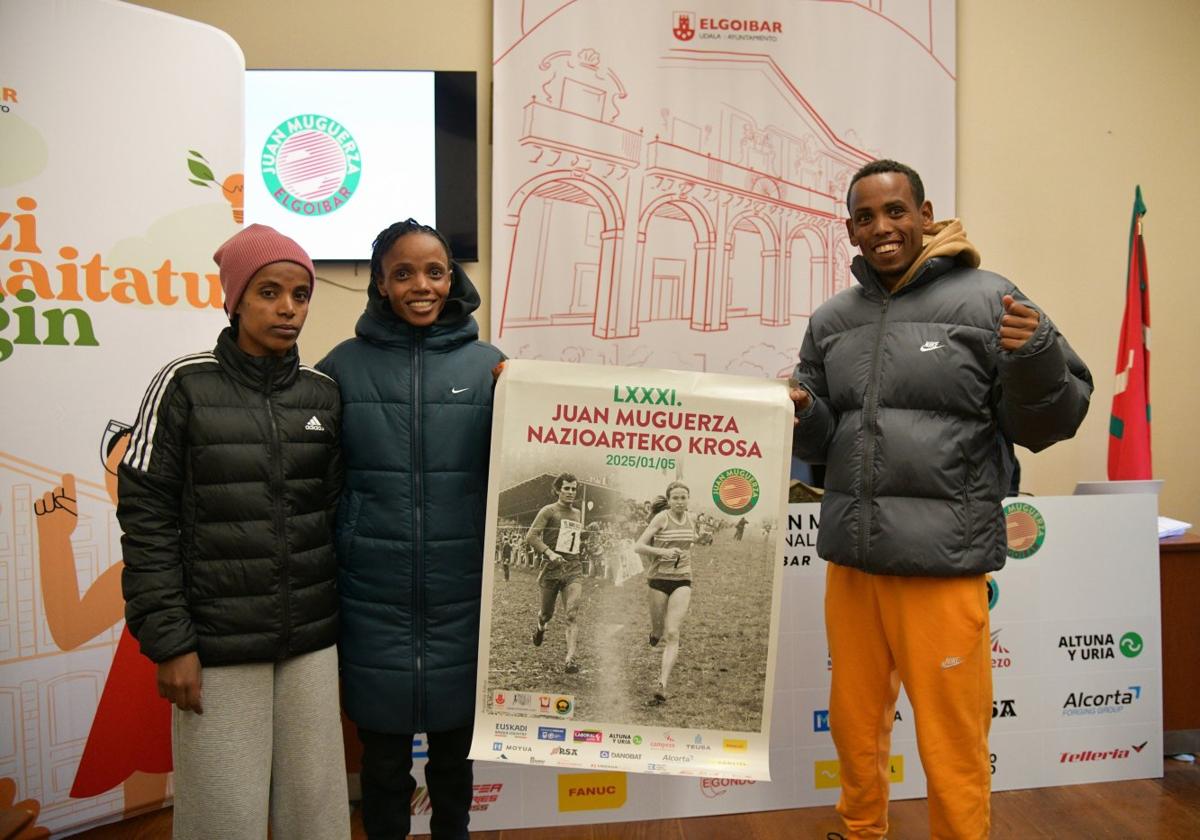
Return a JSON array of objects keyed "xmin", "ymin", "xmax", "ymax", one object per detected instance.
[
  {"xmin": 1004, "ymin": 502, "xmax": 1046, "ymax": 559},
  {"xmin": 261, "ymin": 114, "xmax": 361, "ymax": 217}
]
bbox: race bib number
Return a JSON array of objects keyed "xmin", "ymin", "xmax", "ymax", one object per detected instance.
[{"xmin": 555, "ymin": 518, "xmax": 582, "ymax": 554}]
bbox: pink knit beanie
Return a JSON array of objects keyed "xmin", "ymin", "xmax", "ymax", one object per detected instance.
[{"xmin": 212, "ymin": 224, "xmax": 315, "ymax": 318}]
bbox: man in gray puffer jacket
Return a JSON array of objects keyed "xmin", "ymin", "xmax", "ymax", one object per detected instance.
[{"xmin": 791, "ymin": 160, "xmax": 1092, "ymax": 840}]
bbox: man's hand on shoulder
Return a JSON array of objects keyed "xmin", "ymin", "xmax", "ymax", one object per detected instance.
[{"xmin": 999, "ymin": 294, "xmax": 1040, "ymax": 351}]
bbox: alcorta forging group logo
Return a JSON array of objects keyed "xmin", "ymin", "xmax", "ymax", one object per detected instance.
[
  {"xmin": 261, "ymin": 113, "xmax": 361, "ymax": 217},
  {"xmin": 1004, "ymin": 502, "xmax": 1046, "ymax": 559},
  {"xmin": 672, "ymin": 11, "xmax": 696, "ymax": 40},
  {"xmin": 712, "ymin": 468, "xmax": 760, "ymax": 515}
]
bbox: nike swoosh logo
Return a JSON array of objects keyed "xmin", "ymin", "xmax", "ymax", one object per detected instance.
[
  {"xmin": 920, "ymin": 342, "xmax": 945, "ymax": 352},
  {"xmin": 451, "ymin": 387, "xmax": 470, "ymax": 394}
]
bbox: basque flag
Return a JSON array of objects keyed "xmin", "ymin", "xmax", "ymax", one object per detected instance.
[{"xmin": 1107, "ymin": 186, "xmax": 1151, "ymax": 479}]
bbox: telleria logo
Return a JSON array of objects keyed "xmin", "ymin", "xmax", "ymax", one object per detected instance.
[{"xmin": 261, "ymin": 114, "xmax": 361, "ymax": 217}]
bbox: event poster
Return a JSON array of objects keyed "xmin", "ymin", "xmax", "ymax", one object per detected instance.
[{"xmin": 471, "ymin": 359, "xmax": 792, "ymax": 780}]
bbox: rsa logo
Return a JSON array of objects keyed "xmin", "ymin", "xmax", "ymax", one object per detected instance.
[{"xmin": 672, "ymin": 11, "xmax": 696, "ymax": 41}]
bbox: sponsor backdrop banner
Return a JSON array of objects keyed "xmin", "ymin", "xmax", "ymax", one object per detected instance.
[
  {"xmin": 490, "ymin": 0, "xmax": 955, "ymax": 374},
  {"xmin": 471, "ymin": 359, "xmax": 792, "ymax": 781},
  {"xmin": 0, "ymin": 0, "xmax": 240, "ymax": 833},
  {"xmin": 429, "ymin": 494, "xmax": 1157, "ymax": 833}
]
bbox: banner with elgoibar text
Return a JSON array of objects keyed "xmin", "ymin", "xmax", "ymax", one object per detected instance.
[
  {"xmin": 471, "ymin": 359, "xmax": 791, "ymax": 780},
  {"xmin": 0, "ymin": 0, "xmax": 240, "ymax": 833}
]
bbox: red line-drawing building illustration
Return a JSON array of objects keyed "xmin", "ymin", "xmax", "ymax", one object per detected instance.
[{"xmin": 493, "ymin": 1, "xmax": 955, "ymax": 375}]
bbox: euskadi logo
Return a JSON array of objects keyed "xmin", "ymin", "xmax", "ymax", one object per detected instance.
[
  {"xmin": 712, "ymin": 468, "xmax": 760, "ymax": 515},
  {"xmin": 1004, "ymin": 502, "xmax": 1046, "ymax": 559},
  {"xmin": 672, "ymin": 11, "xmax": 696, "ymax": 41},
  {"xmin": 261, "ymin": 114, "xmax": 360, "ymax": 216}
]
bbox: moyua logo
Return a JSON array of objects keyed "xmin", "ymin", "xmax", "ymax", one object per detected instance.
[
  {"xmin": 1004, "ymin": 501, "xmax": 1046, "ymax": 558},
  {"xmin": 557, "ymin": 771, "xmax": 627, "ymax": 812},
  {"xmin": 712, "ymin": 468, "xmax": 760, "ymax": 515},
  {"xmin": 1120, "ymin": 631, "xmax": 1144, "ymax": 658},
  {"xmin": 261, "ymin": 114, "xmax": 361, "ymax": 217}
]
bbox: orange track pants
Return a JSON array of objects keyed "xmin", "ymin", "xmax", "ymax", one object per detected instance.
[{"xmin": 825, "ymin": 563, "xmax": 992, "ymax": 840}]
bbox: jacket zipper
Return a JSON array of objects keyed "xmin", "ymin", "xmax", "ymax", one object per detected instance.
[
  {"xmin": 858, "ymin": 294, "xmax": 891, "ymax": 566},
  {"xmin": 412, "ymin": 333, "xmax": 426, "ymax": 730},
  {"xmin": 265, "ymin": 371, "xmax": 292, "ymax": 658}
]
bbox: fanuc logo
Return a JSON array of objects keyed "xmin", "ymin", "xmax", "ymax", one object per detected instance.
[{"xmin": 557, "ymin": 771, "xmax": 627, "ymax": 812}]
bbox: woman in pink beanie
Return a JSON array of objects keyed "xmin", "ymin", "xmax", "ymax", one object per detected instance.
[{"xmin": 117, "ymin": 224, "xmax": 350, "ymax": 839}]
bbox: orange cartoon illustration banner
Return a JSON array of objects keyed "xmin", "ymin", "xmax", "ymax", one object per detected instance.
[
  {"xmin": 490, "ymin": 1, "xmax": 955, "ymax": 374},
  {"xmin": 0, "ymin": 0, "xmax": 241, "ymax": 833}
]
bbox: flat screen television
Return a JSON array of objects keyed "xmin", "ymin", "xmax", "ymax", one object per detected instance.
[{"xmin": 244, "ymin": 69, "xmax": 478, "ymax": 261}]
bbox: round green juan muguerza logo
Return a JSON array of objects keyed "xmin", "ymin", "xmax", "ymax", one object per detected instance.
[
  {"xmin": 261, "ymin": 114, "xmax": 361, "ymax": 216},
  {"xmin": 1004, "ymin": 501, "xmax": 1046, "ymax": 559},
  {"xmin": 712, "ymin": 468, "xmax": 760, "ymax": 515}
]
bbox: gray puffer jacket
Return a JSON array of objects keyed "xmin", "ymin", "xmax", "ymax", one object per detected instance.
[{"xmin": 793, "ymin": 255, "xmax": 1092, "ymax": 576}]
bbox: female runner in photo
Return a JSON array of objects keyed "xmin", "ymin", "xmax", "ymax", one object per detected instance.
[{"xmin": 635, "ymin": 482, "xmax": 698, "ymax": 705}]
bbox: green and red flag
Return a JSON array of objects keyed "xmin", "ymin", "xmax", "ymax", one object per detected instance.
[{"xmin": 1107, "ymin": 186, "xmax": 1151, "ymax": 479}]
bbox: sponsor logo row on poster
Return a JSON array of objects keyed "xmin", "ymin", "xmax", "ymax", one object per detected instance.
[{"xmin": 485, "ymin": 716, "xmax": 757, "ymax": 777}]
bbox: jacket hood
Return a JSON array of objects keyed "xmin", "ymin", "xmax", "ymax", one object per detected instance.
[
  {"xmin": 357, "ymin": 261, "xmax": 481, "ymax": 347},
  {"xmin": 891, "ymin": 218, "xmax": 981, "ymax": 292}
]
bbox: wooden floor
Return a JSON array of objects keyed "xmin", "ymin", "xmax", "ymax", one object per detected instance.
[{"xmin": 74, "ymin": 758, "xmax": 1200, "ymax": 839}]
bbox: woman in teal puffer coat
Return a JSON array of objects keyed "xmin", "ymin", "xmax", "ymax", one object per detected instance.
[{"xmin": 318, "ymin": 219, "xmax": 503, "ymax": 840}]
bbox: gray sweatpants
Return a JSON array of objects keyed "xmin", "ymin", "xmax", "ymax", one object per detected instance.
[{"xmin": 171, "ymin": 645, "xmax": 350, "ymax": 840}]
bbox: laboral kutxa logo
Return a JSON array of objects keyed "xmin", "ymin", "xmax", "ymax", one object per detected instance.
[
  {"xmin": 1004, "ymin": 502, "xmax": 1046, "ymax": 559},
  {"xmin": 712, "ymin": 468, "xmax": 760, "ymax": 515},
  {"xmin": 261, "ymin": 114, "xmax": 360, "ymax": 216}
]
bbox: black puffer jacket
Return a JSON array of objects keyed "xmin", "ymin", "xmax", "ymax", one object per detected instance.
[
  {"xmin": 793, "ymin": 256, "xmax": 1092, "ymax": 576},
  {"xmin": 118, "ymin": 327, "xmax": 342, "ymax": 665}
]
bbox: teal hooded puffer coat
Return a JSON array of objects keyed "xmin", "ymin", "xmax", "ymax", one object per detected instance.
[{"xmin": 318, "ymin": 263, "xmax": 503, "ymax": 733}]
